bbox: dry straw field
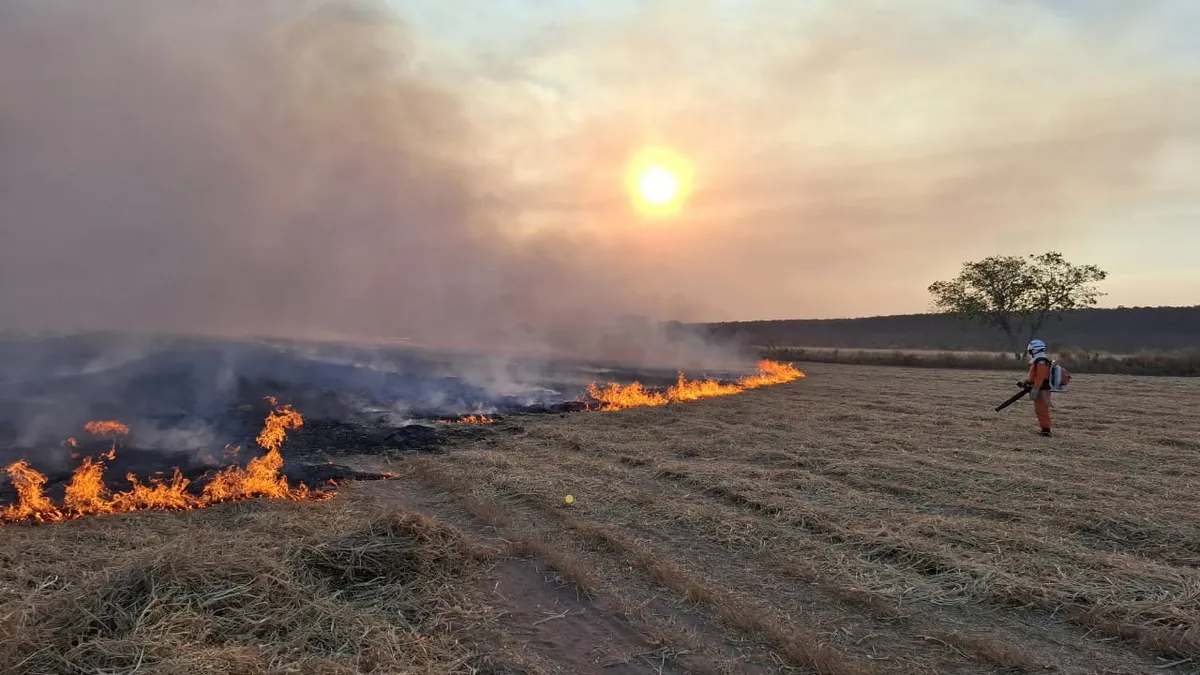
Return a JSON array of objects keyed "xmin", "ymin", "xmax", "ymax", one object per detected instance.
[
  {"xmin": 760, "ymin": 346, "xmax": 1200, "ymax": 377},
  {"xmin": 2, "ymin": 362, "xmax": 1199, "ymax": 674}
]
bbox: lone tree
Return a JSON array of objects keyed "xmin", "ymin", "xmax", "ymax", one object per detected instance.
[{"xmin": 928, "ymin": 252, "xmax": 1108, "ymax": 358}]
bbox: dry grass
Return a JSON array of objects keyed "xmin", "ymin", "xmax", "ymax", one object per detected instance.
[
  {"xmin": 3, "ymin": 361, "xmax": 1199, "ymax": 674},
  {"xmin": 381, "ymin": 363, "xmax": 1200, "ymax": 673},
  {"xmin": 0, "ymin": 494, "xmax": 523, "ymax": 675},
  {"xmin": 763, "ymin": 345, "xmax": 1200, "ymax": 376}
]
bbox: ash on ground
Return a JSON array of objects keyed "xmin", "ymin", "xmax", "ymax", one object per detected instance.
[{"xmin": 0, "ymin": 332, "xmax": 704, "ymax": 505}]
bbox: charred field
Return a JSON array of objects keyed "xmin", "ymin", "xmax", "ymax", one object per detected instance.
[
  {"xmin": 2, "ymin": 334, "xmax": 1199, "ymax": 675},
  {"xmin": 0, "ymin": 331, "xmax": 706, "ymax": 509}
]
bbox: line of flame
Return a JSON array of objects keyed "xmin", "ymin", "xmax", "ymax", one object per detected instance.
[
  {"xmin": 586, "ymin": 359, "xmax": 804, "ymax": 411},
  {"xmin": 1, "ymin": 397, "xmax": 327, "ymax": 525}
]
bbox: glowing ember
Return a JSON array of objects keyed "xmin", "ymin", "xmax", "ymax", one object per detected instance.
[
  {"xmin": 438, "ymin": 414, "xmax": 496, "ymax": 425},
  {"xmin": 1, "ymin": 398, "xmax": 328, "ymax": 525},
  {"xmin": 587, "ymin": 360, "xmax": 805, "ymax": 411}
]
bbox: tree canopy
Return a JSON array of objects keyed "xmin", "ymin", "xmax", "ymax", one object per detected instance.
[{"xmin": 928, "ymin": 252, "xmax": 1108, "ymax": 357}]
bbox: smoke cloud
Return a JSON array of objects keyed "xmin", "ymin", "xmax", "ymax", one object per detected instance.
[
  {"xmin": 2, "ymin": 0, "xmax": 1197, "ymax": 351},
  {"xmin": 504, "ymin": 0, "xmax": 1200, "ymax": 318}
]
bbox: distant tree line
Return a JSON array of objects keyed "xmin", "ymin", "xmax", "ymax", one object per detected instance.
[
  {"xmin": 696, "ymin": 251, "xmax": 1196, "ymax": 356},
  {"xmin": 699, "ymin": 307, "xmax": 1200, "ymax": 355}
]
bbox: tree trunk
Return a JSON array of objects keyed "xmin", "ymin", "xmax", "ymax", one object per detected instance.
[
  {"xmin": 1026, "ymin": 313, "xmax": 1048, "ymax": 353},
  {"xmin": 1007, "ymin": 331, "xmax": 1024, "ymax": 360}
]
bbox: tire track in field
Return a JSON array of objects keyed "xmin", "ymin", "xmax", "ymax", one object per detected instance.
[
  {"xmin": 427, "ymin": 445, "xmax": 1135, "ymax": 674},
  {"xmin": 639, "ymin": 454, "xmax": 1199, "ymax": 669}
]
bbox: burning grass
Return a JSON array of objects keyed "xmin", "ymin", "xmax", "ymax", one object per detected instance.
[
  {"xmin": 587, "ymin": 358, "xmax": 804, "ymax": 411},
  {"xmin": 440, "ymin": 414, "xmax": 496, "ymax": 425},
  {"xmin": 1, "ymin": 397, "xmax": 328, "ymax": 525},
  {"xmin": 3, "ymin": 360, "xmax": 1197, "ymax": 673},
  {"xmin": 1, "ymin": 361, "xmax": 806, "ymax": 526},
  {"xmin": 82, "ymin": 419, "xmax": 131, "ymax": 438}
]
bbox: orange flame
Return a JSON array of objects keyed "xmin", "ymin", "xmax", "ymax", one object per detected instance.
[
  {"xmin": 112, "ymin": 469, "xmax": 198, "ymax": 511},
  {"xmin": 255, "ymin": 396, "xmax": 303, "ymax": 453},
  {"xmin": 736, "ymin": 360, "xmax": 805, "ymax": 388},
  {"xmin": 81, "ymin": 420, "xmax": 128, "ymax": 461},
  {"xmin": 1, "ymin": 399, "xmax": 328, "ymax": 525},
  {"xmin": 587, "ymin": 360, "xmax": 804, "ymax": 411},
  {"xmin": 667, "ymin": 373, "xmax": 742, "ymax": 402},
  {"xmin": 587, "ymin": 381, "xmax": 669, "ymax": 410},
  {"xmin": 0, "ymin": 460, "xmax": 62, "ymax": 523},
  {"xmin": 438, "ymin": 414, "xmax": 496, "ymax": 424},
  {"xmin": 62, "ymin": 456, "xmax": 112, "ymax": 516},
  {"xmin": 84, "ymin": 420, "xmax": 130, "ymax": 438}
]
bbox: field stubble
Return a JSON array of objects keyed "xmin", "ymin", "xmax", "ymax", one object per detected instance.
[
  {"xmin": 2, "ymin": 362, "xmax": 1199, "ymax": 674},
  {"xmin": 763, "ymin": 345, "xmax": 1200, "ymax": 377}
]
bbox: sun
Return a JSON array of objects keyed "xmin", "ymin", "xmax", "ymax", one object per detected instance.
[
  {"xmin": 625, "ymin": 146, "xmax": 693, "ymax": 218},
  {"xmin": 638, "ymin": 166, "xmax": 680, "ymax": 206}
]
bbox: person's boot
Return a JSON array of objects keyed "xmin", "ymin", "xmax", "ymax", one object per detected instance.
[{"xmin": 1038, "ymin": 428, "xmax": 1052, "ymax": 437}]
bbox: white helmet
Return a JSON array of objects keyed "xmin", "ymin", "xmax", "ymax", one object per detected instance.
[{"xmin": 1027, "ymin": 338, "xmax": 1047, "ymax": 356}]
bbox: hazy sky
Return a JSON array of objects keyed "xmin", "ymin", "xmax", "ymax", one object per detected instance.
[
  {"xmin": 2, "ymin": 0, "xmax": 1197, "ymax": 354},
  {"xmin": 398, "ymin": 0, "xmax": 1200, "ymax": 317}
]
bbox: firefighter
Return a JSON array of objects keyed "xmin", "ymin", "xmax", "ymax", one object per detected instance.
[{"xmin": 1019, "ymin": 338, "xmax": 1054, "ymax": 436}]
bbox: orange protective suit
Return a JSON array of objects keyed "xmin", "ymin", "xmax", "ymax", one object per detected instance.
[{"xmin": 1026, "ymin": 358, "xmax": 1052, "ymax": 432}]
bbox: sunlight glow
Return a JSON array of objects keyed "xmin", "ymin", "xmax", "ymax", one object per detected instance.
[
  {"xmin": 639, "ymin": 166, "xmax": 679, "ymax": 206},
  {"xmin": 625, "ymin": 146, "xmax": 694, "ymax": 218}
]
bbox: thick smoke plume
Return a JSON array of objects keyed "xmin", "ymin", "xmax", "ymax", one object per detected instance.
[
  {"xmin": 3, "ymin": 0, "xmax": 1197, "ymax": 344},
  {"xmin": 0, "ymin": 0, "xmax": 741, "ymax": 369}
]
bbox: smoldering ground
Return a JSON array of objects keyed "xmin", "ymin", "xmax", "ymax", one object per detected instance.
[
  {"xmin": 0, "ymin": 331, "xmax": 695, "ymax": 463},
  {"xmin": 0, "ymin": 330, "xmax": 623, "ymax": 506}
]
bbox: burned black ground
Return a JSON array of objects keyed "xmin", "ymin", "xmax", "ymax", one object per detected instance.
[
  {"xmin": 0, "ymin": 332, "xmax": 699, "ymax": 511},
  {"xmin": 0, "ymin": 407, "xmax": 542, "ymax": 507}
]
